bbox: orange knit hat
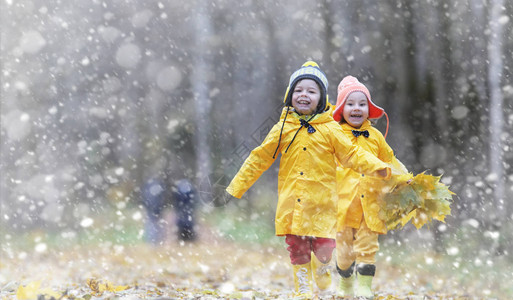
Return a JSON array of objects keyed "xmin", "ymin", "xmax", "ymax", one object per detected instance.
[{"xmin": 333, "ymin": 75, "xmax": 384, "ymax": 122}]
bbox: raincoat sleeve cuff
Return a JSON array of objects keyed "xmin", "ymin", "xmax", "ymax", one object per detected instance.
[
  {"xmin": 390, "ymin": 157, "xmax": 408, "ymax": 175},
  {"xmin": 226, "ymin": 185, "xmax": 243, "ymax": 199}
]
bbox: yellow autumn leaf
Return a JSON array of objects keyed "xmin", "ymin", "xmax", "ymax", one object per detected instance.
[
  {"xmin": 16, "ymin": 281, "xmax": 40, "ymax": 300},
  {"xmin": 16, "ymin": 281, "xmax": 61, "ymax": 300},
  {"xmin": 86, "ymin": 278, "xmax": 129, "ymax": 296},
  {"xmin": 413, "ymin": 172, "xmax": 439, "ymax": 191},
  {"xmin": 400, "ymin": 210, "xmax": 416, "ymax": 227}
]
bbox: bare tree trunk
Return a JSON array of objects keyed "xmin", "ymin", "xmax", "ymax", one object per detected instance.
[
  {"xmin": 321, "ymin": 0, "xmax": 337, "ymax": 94},
  {"xmin": 429, "ymin": 0, "xmax": 452, "ymax": 253},
  {"xmin": 193, "ymin": 0, "xmax": 213, "ymax": 203},
  {"xmin": 487, "ymin": 0, "xmax": 506, "ymax": 248}
]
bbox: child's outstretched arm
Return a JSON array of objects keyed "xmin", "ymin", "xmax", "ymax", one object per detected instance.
[
  {"xmin": 226, "ymin": 123, "xmax": 282, "ymax": 199},
  {"xmin": 329, "ymin": 126, "xmax": 391, "ymax": 179},
  {"xmin": 377, "ymin": 136, "xmax": 409, "ymax": 175}
]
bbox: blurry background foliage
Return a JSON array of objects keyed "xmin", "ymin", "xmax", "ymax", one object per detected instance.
[{"xmin": 1, "ymin": 0, "xmax": 512, "ymax": 266}]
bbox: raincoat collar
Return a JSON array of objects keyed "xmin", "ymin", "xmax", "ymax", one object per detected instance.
[
  {"xmin": 280, "ymin": 106, "xmax": 334, "ymax": 124},
  {"xmin": 340, "ymin": 119, "xmax": 372, "ymax": 132},
  {"xmin": 274, "ymin": 106, "xmax": 335, "ymax": 158}
]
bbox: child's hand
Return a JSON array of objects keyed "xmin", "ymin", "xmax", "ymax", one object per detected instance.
[
  {"xmin": 223, "ymin": 191, "xmax": 238, "ymax": 203},
  {"xmin": 377, "ymin": 168, "xmax": 388, "ymax": 178}
]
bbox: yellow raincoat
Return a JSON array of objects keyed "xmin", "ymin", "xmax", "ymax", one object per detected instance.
[
  {"xmin": 227, "ymin": 108, "xmax": 391, "ymax": 239},
  {"xmin": 336, "ymin": 120, "xmax": 407, "ymax": 234}
]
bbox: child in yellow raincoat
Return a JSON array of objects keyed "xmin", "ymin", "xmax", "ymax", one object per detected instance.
[
  {"xmin": 332, "ymin": 75, "xmax": 408, "ymax": 299},
  {"xmin": 226, "ymin": 62, "xmax": 391, "ymax": 298}
]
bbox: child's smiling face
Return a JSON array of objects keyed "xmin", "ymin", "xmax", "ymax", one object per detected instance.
[
  {"xmin": 291, "ymin": 79, "xmax": 321, "ymax": 115},
  {"xmin": 342, "ymin": 91, "xmax": 369, "ymax": 128}
]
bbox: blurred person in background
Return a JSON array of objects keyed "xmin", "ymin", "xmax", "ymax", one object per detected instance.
[
  {"xmin": 141, "ymin": 177, "xmax": 197, "ymax": 244},
  {"xmin": 172, "ymin": 178, "xmax": 197, "ymax": 241}
]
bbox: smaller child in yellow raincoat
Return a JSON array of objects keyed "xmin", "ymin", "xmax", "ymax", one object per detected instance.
[
  {"xmin": 226, "ymin": 62, "xmax": 391, "ymax": 298},
  {"xmin": 332, "ymin": 75, "xmax": 408, "ymax": 299}
]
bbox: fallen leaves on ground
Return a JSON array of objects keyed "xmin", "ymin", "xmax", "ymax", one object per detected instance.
[
  {"xmin": 86, "ymin": 278, "xmax": 129, "ymax": 296},
  {"xmin": 16, "ymin": 281, "xmax": 61, "ymax": 300},
  {"xmin": 0, "ymin": 227, "xmax": 499, "ymax": 299}
]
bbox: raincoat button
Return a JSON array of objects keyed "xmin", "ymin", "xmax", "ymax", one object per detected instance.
[
  {"xmin": 361, "ymin": 174, "xmax": 365, "ymax": 177},
  {"xmin": 297, "ymin": 199, "xmax": 301, "ymax": 202},
  {"xmin": 361, "ymin": 195, "xmax": 364, "ymax": 198},
  {"xmin": 303, "ymin": 147, "xmax": 306, "ymax": 151},
  {"xmin": 300, "ymin": 172, "xmax": 303, "ymax": 175}
]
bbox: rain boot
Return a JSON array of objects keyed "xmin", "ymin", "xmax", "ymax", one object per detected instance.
[
  {"xmin": 355, "ymin": 263, "xmax": 375, "ymax": 299},
  {"xmin": 311, "ymin": 254, "xmax": 332, "ymax": 291},
  {"xmin": 336, "ymin": 262, "xmax": 355, "ymax": 298},
  {"xmin": 292, "ymin": 263, "xmax": 313, "ymax": 299}
]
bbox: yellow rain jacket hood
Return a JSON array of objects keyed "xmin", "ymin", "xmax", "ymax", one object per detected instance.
[
  {"xmin": 336, "ymin": 120, "xmax": 407, "ymax": 234},
  {"xmin": 227, "ymin": 108, "xmax": 391, "ymax": 239}
]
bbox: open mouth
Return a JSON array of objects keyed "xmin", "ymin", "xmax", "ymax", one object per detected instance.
[
  {"xmin": 350, "ymin": 113, "xmax": 362, "ymax": 118},
  {"xmin": 297, "ymin": 99, "xmax": 311, "ymax": 105}
]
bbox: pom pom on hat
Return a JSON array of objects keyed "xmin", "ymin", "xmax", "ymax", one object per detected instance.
[
  {"xmin": 283, "ymin": 61, "xmax": 329, "ymax": 113},
  {"xmin": 333, "ymin": 75, "xmax": 384, "ymax": 122}
]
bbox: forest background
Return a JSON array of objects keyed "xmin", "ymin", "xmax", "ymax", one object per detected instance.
[{"xmin": 1, "ymin": 0, "xmax": 512, "ymax": 298}]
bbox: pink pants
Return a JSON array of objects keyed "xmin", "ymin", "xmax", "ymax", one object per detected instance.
[{"xmin": 285, "ymin": 234, "xmax": 336, "ymax": 265}]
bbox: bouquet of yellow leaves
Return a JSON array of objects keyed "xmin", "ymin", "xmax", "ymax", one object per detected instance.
[{"xmin": 377, "ymin": 172, "xmax": 454, "ymax": 230}]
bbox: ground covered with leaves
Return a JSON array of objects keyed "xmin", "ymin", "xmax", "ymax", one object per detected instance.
[{"xmin": 1, "ymin": 224, "xmax": 510, "ymax": 300}]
